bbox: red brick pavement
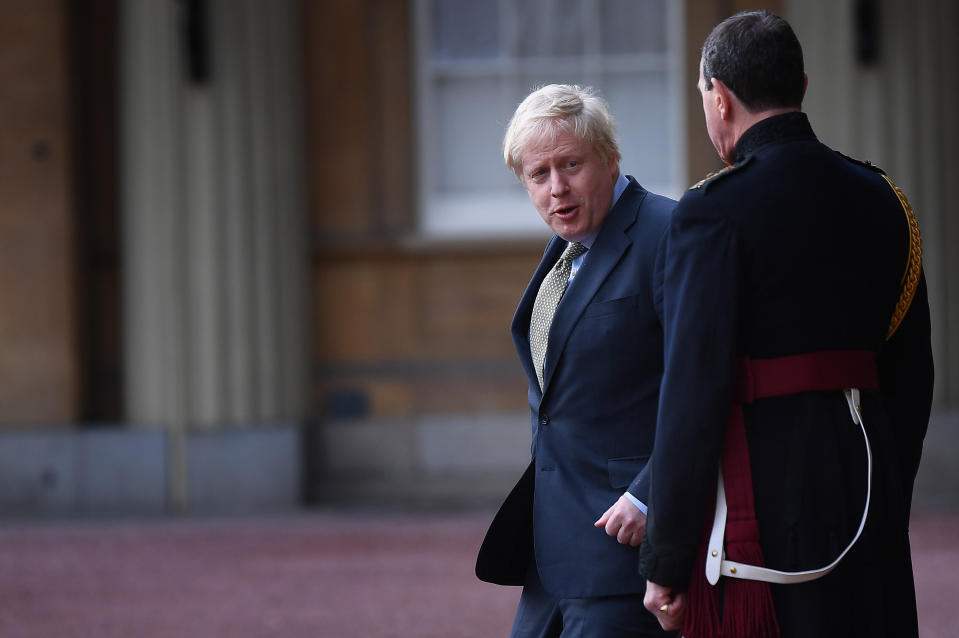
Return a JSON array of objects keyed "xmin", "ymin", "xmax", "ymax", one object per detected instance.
[{"xmin": 0, "ymin": 510, "xmax": 955, "ymax": 637}]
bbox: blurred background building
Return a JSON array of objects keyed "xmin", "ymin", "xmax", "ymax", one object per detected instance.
[{"xmin": 0, "ymin": 0, "xmax": 955, "ymax": 516}]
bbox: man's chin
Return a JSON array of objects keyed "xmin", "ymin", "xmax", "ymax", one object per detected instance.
[{"xmin": 552, "ymin": 222, "xmax": 585, "ymax": 243}]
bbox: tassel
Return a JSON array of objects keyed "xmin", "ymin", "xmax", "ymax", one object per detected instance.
[
  {"xmin": 682, "ymin": 544, "xmax": 721, "ymax": 638},
  {"xmin": 721, "ymin": 521, "xmax": 780, "ymax": 638},
  {"xmin": 721, "ymin": 576, "xmax": 780, "ymax": 638}
]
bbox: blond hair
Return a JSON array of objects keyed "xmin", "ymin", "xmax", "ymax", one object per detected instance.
[{"xmin": 503, "ymin": 84, "xmax": 620, "ymax": 179}]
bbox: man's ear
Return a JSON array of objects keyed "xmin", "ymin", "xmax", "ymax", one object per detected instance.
[
  {"xmin": 710, "ymin": 77, "xmax": 733, "ymax": 120},
  {"xmin": 607, "ymin": 156, "xmax": 620, "ymax": 181}
]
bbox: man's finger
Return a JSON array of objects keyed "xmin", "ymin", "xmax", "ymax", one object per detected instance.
[
  {"xmin": 594, "ymin": 504, "xmax": 615, "ymax": 527},
  {"xmin": 607, "ymin": 514, "xmax": 626, "ymax": 537},
  {"xmin": 644, "ymin": 585, "xmax": 686, "ymax": 632},
  {"xmin": 658, "ymin": 593, "xmax": 686, "ymax": 631},
  {"xmin": 643, "ymin": 581, "xmax": 672, "ymax": 615}
]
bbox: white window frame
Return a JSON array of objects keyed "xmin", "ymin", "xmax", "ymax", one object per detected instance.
[{"xmin": 413, "ymin": 0, "xmax": 686, "ymax": 239}]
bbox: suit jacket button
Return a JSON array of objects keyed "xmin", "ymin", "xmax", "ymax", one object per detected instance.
[{"xmin": 539, "ymin": 415, "xmax": 550, "ymax": 426}]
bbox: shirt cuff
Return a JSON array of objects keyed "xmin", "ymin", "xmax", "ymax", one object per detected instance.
[{"xmin": 623, "ymin": 491, "xmax": 648, "ymax": 515}]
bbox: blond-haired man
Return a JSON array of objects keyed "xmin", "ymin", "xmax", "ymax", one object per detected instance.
[{"xmin": 477, "ymin": 84, "xmax": 677, "ymax": 637}]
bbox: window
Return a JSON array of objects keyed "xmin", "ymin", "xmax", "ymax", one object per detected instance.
[{"xmin": 415, "ymin": 0, "xmax": 686, "ymax": 237}]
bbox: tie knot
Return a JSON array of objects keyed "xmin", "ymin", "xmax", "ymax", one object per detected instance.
[{"xmin": 562, "ymin": 242, "xmax": 587, "ymax": 262}]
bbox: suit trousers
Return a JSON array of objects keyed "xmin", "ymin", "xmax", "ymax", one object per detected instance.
[{"xmin": 510, "ymin": 559, "xmax": 676, "ymax": 638}]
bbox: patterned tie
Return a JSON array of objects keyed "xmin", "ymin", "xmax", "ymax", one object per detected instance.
[{"xmin": 529, "ymin": 241, "xmax": 588, "ymax": 390}]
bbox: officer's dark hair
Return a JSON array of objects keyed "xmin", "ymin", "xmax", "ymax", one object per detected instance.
[{"xmin": 701, "ymin": 10, "xmax": 805, "ymax": 111}]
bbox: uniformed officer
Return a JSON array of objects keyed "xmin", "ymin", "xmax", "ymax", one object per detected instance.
[{"xmin": 639, "ymin": 10, "xmax": 933, "ymax": 638}]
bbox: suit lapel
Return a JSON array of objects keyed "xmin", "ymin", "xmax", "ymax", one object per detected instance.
[
  {"xmin": 511, "ymin": 236, "xmax": 566, "ymax": 396},
  {"xmin": 541, "ymin": 180, "xmax": 646, "ymax": 395}
]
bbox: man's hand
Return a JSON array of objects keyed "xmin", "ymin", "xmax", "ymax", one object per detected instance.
[
  {"xmin": 594, "ymin": 494, "xmax": 647, "ymax": 546},
  {"xmin": 644, "ymin": 581, "xmax": 686, "ymax": 632}
]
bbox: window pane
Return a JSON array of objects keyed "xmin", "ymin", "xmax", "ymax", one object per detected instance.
[
  {"xmin": 512, "ymin": 0, "xmax": 584, "ymax": 57},
  {"xmin": 601, "ymin": 0, "xmax": 666, "ymax": 54},
  {"xmin": 603, "ymin": 71, "xmax": 671, "ymax": 188},
  {"xmin": 508, "ymin": 72, "xmax": 595, "ymax": 108},
  {"xmin": 418, "ymin": 0, "xmax": 683, "ymax": 236},
  {"xmin": 433, "ymin": 77, "xmax": 514, "ymax": 193},
  {"xmin": 432, "ymin": 0, "xmax": 499, "ymax": 60}
]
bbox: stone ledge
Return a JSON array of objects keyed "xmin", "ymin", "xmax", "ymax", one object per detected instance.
[{"xmin": 0, "ymin": 424, "xmax": 301, "ymax": 516}]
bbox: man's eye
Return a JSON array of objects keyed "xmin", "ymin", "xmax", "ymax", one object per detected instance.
[
  {"xmin": 531, "ymin": 169, "xmax": 547, "ymax": 179},
  {"xmin": 567, "ymin": 161, "xmax": 579, "ymax": 168}
]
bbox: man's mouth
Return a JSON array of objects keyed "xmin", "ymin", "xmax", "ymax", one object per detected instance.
[{"xmin": 552, "ymin": 205, "xmax": 578, "ymax": 217}]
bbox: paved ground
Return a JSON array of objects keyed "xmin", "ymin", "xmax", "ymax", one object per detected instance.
[{"xmin": 0, "ymin": 509, "xmax": 956, "ymax": 637}]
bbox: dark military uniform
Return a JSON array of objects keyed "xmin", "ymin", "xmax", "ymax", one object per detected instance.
[{"xmin": 639, "ymin": 112, "xmax": 933, "ymax": 637}]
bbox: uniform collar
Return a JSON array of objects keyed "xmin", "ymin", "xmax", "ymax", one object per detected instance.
[{"xmin": 733, "ymin": 111, "xmax": 817, "ymax": 164}]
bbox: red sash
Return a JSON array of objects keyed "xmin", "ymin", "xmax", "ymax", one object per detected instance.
[{"xmin": 683, "ymin": 350, "xmax": 879, "ymax": 638}]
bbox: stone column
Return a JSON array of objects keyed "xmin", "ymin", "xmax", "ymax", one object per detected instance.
[
  {"xmin": 120, "ymin": 0, "xmax": 308, "ymax": 510},
  {"xmin": 0, "ymin": 1, "xmax": 78, "ymax": 423}
]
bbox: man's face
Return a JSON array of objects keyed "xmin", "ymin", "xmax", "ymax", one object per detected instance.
[{"xmin": 519, "ymin": 129, "xmax": 618, "ymax": 243}]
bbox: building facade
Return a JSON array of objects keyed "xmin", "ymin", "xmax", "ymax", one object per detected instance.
[{"xmin": 0, "ymin": 0, "xmax": 955, "ymax": 514}]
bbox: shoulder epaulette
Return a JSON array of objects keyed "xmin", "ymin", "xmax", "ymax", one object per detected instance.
[
  {"xmin": 835, "ymin": 152, "xmax": 919, "ymax": 339},
  {"xmin": 882, "ymin": 174, "xmax": 922, "ymax": 340},
  {"xmin": 837, "ymin": 151, "xmax": 887, "ymax": 175},
  {"xmin": 688, "ymin": 158, "xmax": 750, "ymax": 193}
]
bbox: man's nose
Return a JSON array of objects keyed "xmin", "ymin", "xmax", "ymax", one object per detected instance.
[{"xmin": 550, "ymin": 172, "xmax": 569, "ymax": 197}]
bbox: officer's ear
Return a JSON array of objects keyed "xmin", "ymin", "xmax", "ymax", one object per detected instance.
[{"xmin": 710, "ymin": 77, "xmax": 733, "ymax": 121}]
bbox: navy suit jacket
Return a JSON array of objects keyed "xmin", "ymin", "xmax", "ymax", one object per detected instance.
[{"xmin": 476, "ymin": 176, "xmax": 675, "ymax": 598}]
